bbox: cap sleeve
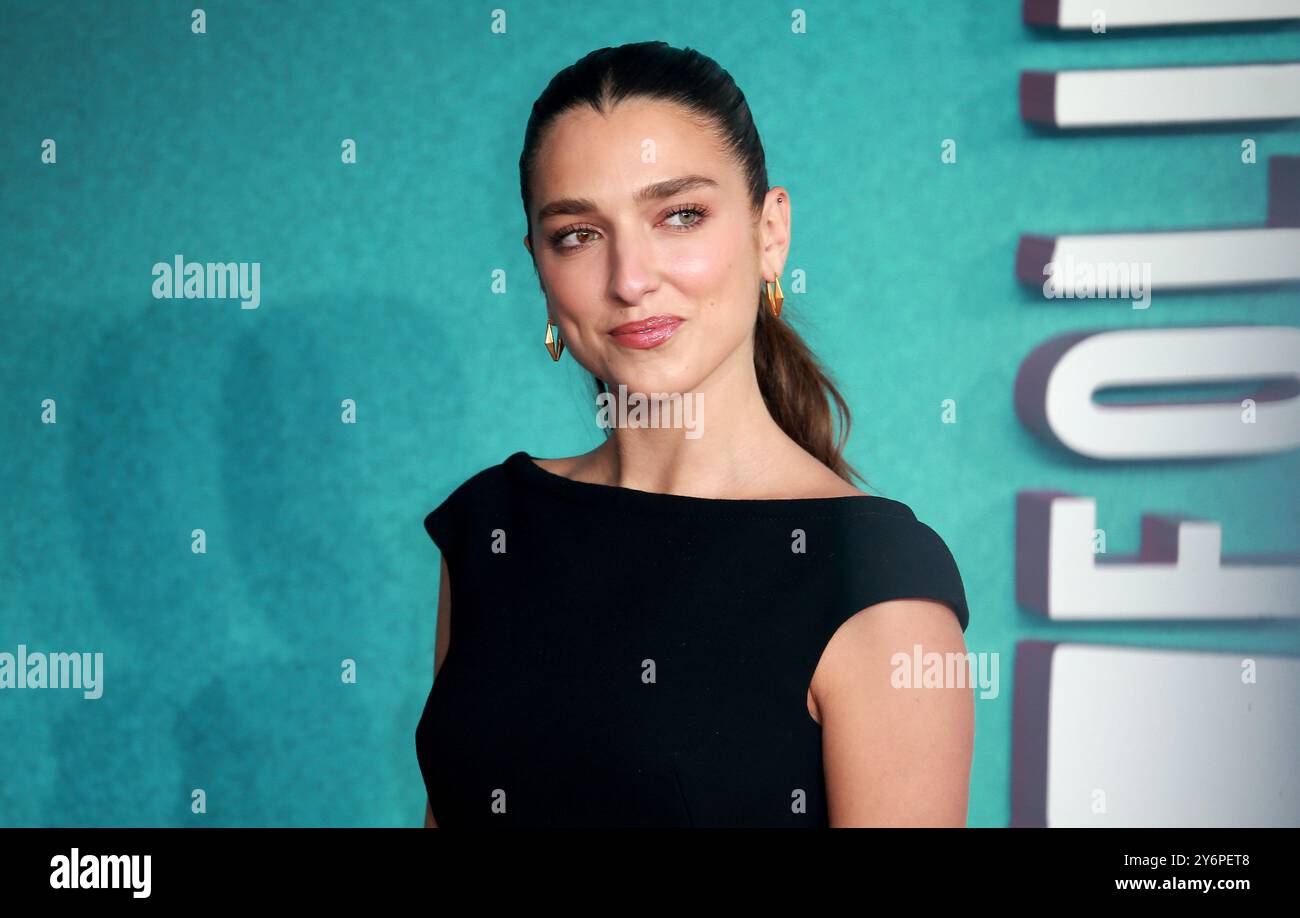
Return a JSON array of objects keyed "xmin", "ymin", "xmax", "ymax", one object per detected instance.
[
  {"xmin": 793, "ymin": 506, "xmax": 971, "ymax": 710},
  {"xmin": 422, "ymin": 459, "xmax": 510, "ymax": 568},
  {"xmin": 423, "ymin": 491, "xmax": 460, "ymax": 564},
  {"xmin": 893, "ymin": 518, "xmax": 969, "ymax": 632},
  {"xmin": 829, "ymin": 508, "xmax": 970, "ymax": 634},
  {"xmin": 423, "ymin": 471, "xmax": 481, "ymax": 567}
]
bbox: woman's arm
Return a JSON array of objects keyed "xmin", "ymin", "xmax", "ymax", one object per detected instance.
[
  {"xmin": 814, "ymin": 598, "xmax": 974, "ymax": 827},
  {"xmin": 423, "ymin": 555, "xmax": 453, "ymax": 828}
]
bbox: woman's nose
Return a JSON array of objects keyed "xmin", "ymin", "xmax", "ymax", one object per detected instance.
[{"xmin": 607, "ymin": 230, "xmax": 659, "ymax": 306}]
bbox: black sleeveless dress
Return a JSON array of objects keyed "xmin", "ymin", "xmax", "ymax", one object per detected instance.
[{"xmin": 415, "ymin": 451, "xmax": 970, "ymax": 827}]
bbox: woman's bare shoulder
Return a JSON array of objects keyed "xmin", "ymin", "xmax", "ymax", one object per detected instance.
[
  {"xmin": 530, "ymin": 445, "xmax": 607, "ymax": 482},
  {"xmin": 782, "ymin": 449, "xmax": 871, "ymax": 499}
]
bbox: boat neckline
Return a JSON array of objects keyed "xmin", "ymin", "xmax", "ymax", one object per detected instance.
[{"xmin": 502, "ymin": 450, "xmax": 915, "ymax": 519}]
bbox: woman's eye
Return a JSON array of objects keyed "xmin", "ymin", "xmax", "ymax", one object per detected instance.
[
  {"xmin": 665, "ymin": 208, "xmax": 706, "ymax": 228},
  {"xmin": 555, "ymin": 228, "xmax": 598, "ymax": 248}
]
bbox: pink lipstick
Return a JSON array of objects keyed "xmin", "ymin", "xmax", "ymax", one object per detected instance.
[{"xmin": 608, "ymin": 315, "xmax": 685, "ymax": 349}]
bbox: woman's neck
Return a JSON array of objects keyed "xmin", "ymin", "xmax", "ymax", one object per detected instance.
[{"xmin": 575, "ymin": 351, "xmax": 830, "ymax": 499}]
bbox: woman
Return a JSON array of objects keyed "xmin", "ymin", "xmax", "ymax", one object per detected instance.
[{"xmin": 416, "ymin": 41, "xmax": 972, "ymax": 827}]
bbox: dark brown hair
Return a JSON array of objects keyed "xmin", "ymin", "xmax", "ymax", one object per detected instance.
[{"xmin": 519, "ymin": 41, "xmax": 866, "ymax": 487}]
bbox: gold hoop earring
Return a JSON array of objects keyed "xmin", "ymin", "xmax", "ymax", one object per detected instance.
[
  {"xmin": 544, "ymin": 319, "xmax": 565, "ymax": 361},
  {"xmin": 763, "ymin": 273, "xmax": 784, "ymax": 318}
]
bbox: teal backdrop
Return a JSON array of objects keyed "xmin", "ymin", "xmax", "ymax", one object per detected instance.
[{"xmin": 1, "ymin": 0, "xmax": 1297, "ymax": 827}]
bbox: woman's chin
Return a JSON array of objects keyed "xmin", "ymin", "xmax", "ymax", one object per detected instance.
[{"xmin": 597, "ymin": 370, "xmax": 701, "ymax": 398}]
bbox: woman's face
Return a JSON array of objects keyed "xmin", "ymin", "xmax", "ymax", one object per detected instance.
[{"xmin": 525, "ymin": 97, "xmax": 788, "ymax": 398}]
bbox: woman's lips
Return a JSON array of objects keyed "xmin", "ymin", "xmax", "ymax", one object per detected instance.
[{"xmin": 607, "ymin": 315, "xmax": 685, "ymax": 349}]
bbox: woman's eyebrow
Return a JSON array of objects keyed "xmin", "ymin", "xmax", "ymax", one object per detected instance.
[{"xmin": 536, "ymin": 174, "xmax": 719, "ymax": 221}]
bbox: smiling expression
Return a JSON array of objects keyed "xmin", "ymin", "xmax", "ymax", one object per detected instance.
[{"xmin": 525, "ymin": 97, "xmax": 786, "ymax": 396}]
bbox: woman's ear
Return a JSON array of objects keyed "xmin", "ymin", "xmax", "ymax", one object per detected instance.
[{"xmin": 761, "ymin": 186, "xmax": 791, "ymax": 269}]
